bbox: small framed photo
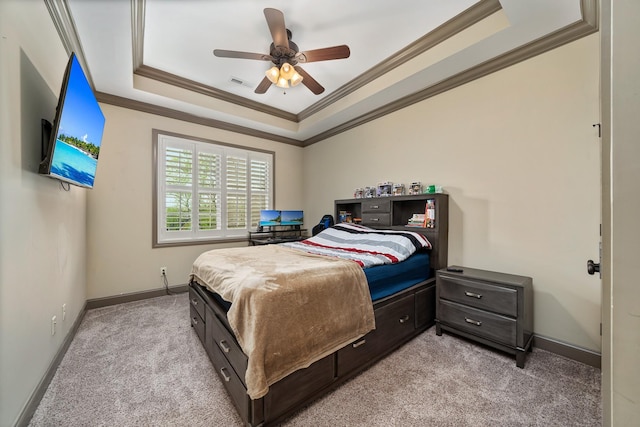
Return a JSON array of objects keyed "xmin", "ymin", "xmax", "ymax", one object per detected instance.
[
  {"xmin": 409, "ymin": 182, "xmax": 422, "ymax": 195},
  {"xmin": 364, "ymin": 186, "xmax": 376, "ymax": 198},
  {"xmin": 392, "ymin": 183, "xmax": 405, "ymax": 196},
  {"xmin": 377, "ymin": 182, "xmax": 393, "ymax": 197}
]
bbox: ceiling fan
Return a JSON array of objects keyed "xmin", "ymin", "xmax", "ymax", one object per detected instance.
[{"xmin": 213, "ymin": 8, "xmax": 350, "ymax": 95}]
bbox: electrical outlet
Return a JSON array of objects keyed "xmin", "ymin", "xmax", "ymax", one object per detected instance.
[
  {"xmin": 51, "ymin": 316, "xmax": 57, "ymax": 336},
  {"xmin": 62, "ymin": 304, "xmax": 66, "ymax": 321},
  {"xmin": 160, "ymin": 267, "xmax": 167, "ymax": 276}
]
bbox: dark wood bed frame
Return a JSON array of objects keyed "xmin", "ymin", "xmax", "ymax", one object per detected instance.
[{"xmin": 189, "ymin": 194, "xmax": 449, "ymax": 426}]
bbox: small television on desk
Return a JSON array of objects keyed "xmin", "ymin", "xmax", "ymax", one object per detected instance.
[
  {"xmin": 281, "ymin": 210, "xmax": 303, "ymax": 226},
  {"xmin": 259, "ymin": 210, "xmax": 281, "ymax": 227}
]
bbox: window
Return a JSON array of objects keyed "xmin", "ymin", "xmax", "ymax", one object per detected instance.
[{"xmin": 153, "ymin": 131, "xmax": 274, "ymax": 246}]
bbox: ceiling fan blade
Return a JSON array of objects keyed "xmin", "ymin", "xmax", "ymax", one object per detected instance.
[
  {"xmin": 296, "ymin": 45, "xmax": 351, "ymax": 63},
  {"xmin": 254, "ymin": 76, "xmax": 272, "ymax": 94},
  {"xmin": 213, "ymin": 49, "xmax": 272, "ymax": 61},
  {"xmin": 294, "ymin": 66, "xmax": 325, "ymax": 95},
  {"xmin": 264, "ymin": 8, "xmax": 289, "ymax": 48}
]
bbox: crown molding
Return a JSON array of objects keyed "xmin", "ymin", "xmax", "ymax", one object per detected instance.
[
  {"xmin": 133, "ymin": 65, "xmax": 298, "ymax": 122},
  {"xmin": 43, "ymin": 0, "xmax": 94, "ymax": 88},
  {"xmin": 131, "ymin": 0, "xmax": 145, "ymax": 70},
  {"xmin": 297, "ymin": 0, "xmax": 502, "ymax": 121},
  {"xmin": 302, "ymin": 0, "xmax": 599, "ymax": 146},
  {"xmin": 95, "ymin": 91, "xmax": 304, "ymax": 147}
]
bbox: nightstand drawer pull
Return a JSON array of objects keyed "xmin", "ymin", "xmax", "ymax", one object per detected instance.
[
  {"xmin": 191, "ymin": 317, "xmax": 198, "ymax": 325},
  {"xmin": 464, "ymin": 291, "xmax": 483, "ymax": 299},
  {"xmin": 371, "ymin": 218, "xmax": 380, "ymax": 222},
  {"xmin": 352, "ymin": 339, "xmax": 366, "ymax": 348},
  {"xmin": 371, "ymin": 205, "xmax": 380, "ymax": 209},
  {"xmin": 465, "ymin": 317, "xmax": 482, "ymax": 327},
  {"xmin": 218, "ymin": 340, "xmax": 230, "ymax": 353},
  {"xmin": 191, "ymin": 298, "xmax": 198, "ymax": 306},
  {"xmin": 220, "ymin": 367, "xmax": 231, "ymax": 382},
  {"xmin": 399, "ymin": 315, "xmax": 410, "ymax": 324}
]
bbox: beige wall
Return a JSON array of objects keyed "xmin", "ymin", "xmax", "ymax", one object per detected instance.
[
  {"xmin": 303, "ymin": 34, "xmax": 602, "ymax": 352},
  {"xmin": 86, "ymin": 105, "xmax": 304, "ymax": 299},
  {"xmin": 0, "ymin": 1, "xmax": 88, "ymax": 426}
]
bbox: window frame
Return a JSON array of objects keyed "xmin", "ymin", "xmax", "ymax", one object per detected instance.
[{"xmin": 152, "ymin": 129, "xmax": 275, "ymax": 247}]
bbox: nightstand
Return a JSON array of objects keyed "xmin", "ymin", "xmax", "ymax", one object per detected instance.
[{"xmin": 435, "ymin": 266, "xmax": 533, "ymax": 368}]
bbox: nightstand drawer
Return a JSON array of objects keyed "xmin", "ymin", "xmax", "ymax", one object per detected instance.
[
  {"xmin": 438, "ymin": 300, "xmax": 516, "ymax": 346},
  {"xmin": 438, "ymin": 275, "xmax": 517, "ymax": 317},
  {"xmin": 189, "ymin": 286, "xmax": 206, "ymax": 320},
  {"xmin": 361, "ymin": 213, "xmax": 391, "ymax": 226},
  {"xmin": 362, "ymin": 199, "xmax": 391, "ymax": 213}
]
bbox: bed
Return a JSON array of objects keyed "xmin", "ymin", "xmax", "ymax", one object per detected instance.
[{"xmin": 188, "ymin": 197, "xmax": 448, "ymax": 426}]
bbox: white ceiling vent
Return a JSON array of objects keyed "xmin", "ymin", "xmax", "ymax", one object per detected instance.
[{"xmin": 229, "ymin": 76, "xmax": 253, "ymax": 89}]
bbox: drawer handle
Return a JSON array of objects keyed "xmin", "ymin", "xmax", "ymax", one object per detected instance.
[
  {"xmin": 220, "ymin": 367, "xmax": 231, "ymax": 382},
  {"xmin": 218, "ymin": 340, "xmax": 230, "ymax": 353},
  {"xmin": 465, "ymin": 317, "xmax": 482, "ymax": 327},
  {"xmin": 191, "ymin": 317, "xmax": 198, "ymax": 326},
  {"xmin": 371, "ymin": 205, "xmax": 379, "ymax": 209},
  {"xmin": 191, "ymin": 298, "xmax": 198, "ymax": 306},
  {"xmin": 399, "ymin": 315, "xmax": 410, "ymax": 324},
  {"xmin": 464, "ymin": 291, "xmax": 483, "ymax": 299},
  {"xmin": 352, "ymin": 339, "xmax": 366, "ymax": 349},
  {"xmin": 371, "ymin": 218, "xmax": 380, "ymax": 222}
]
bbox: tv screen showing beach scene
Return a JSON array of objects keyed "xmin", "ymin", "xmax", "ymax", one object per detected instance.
[
  {"xmin": 281, "ymin": 210, "xmax": 304, "ymax": 226},
  {"xmin": 259, "ymin": 210, "xmax": 281, "ymax": 227},
  {"xmin": 43, "ymin": 54, "xmax": 106, "ymax": 188}
]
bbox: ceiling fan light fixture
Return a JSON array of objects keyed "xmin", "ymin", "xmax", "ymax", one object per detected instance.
[
  {"xmin": 279, "ymin": 62, "xmax": 294, "ymax": 80},
  {"xmin": 276, "ymin": 76, "xmax": 289, "ymax": 89},
  {"xmin": 265, "ymin": 66, "xmax": 280, "ymax": 84},
  {"xmin": 290, "ymin": 71, "xmax": 303, "ymax": 87},
  {"xmin": 215, "ymin": 8, "xmax": 348, "ymax": 95}
]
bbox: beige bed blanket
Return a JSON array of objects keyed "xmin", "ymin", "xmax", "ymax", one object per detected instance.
[{"xmin": 189, "ymin": 244, "xmax": 375, "ymax": 399}]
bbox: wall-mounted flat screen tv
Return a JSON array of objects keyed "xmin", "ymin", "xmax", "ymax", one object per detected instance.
[
  {"xmin": 39, "ymin": 52, "xmax": 106, "ymax": 188},
  {"xmin": 259, "ymin": 210, "xmax": 281, "ymax": 227},
  {"xmin": 281, "ymin": 210, "xmax": 304, "ymax": 226}
]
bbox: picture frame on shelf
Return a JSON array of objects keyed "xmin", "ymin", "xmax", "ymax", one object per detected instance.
[{"xmin": 377, "ymin": 182, "xmax": 393, "ymax": 197}]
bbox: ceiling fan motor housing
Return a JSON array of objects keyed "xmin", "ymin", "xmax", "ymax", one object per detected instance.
[{"xmin": 270, "ymin": 30, "xmax": 299, "ymax": 66}]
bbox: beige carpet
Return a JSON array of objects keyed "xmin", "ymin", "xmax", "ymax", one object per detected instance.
[{"xmin": 29, "ymin": 293, "xmax": 601, "ymax": 426}]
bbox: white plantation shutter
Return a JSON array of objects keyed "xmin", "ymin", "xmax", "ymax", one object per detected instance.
[
  {"xmin": 155, "ymin": 133, "xmax": 273, "ymax": 245},
  {"xmin": 197, "ymin": 151, "xmax": 221, "ymax": 232},
  {"xmin": 250, "ymin": 158, "xmax": 270, "ymax": 228},
  {"xmin": 226, "ymin": 154, "xmax": 248, "ymax": 230}
]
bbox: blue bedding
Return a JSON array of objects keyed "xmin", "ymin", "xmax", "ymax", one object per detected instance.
[{"xmin": 365, "ymin": 250, "xmax": 431, "ymax": 301}]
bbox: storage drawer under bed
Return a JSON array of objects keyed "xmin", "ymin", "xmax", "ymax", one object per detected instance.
[
  {"xmin": 189, "ymin": 286, "xmax": 206, "ymax": 320},
  {"xmin": 190, "ymin": 304, "xmax": 205, "ymax": 344},
  {"xmin": 207, "ymin": 306, "xmax": 248, "ymax": 384},
  {"xmin": 337, "ymin": 292, "xmax": 416, "ymax": 376},
  {"xmin": 204, "ymin": 314, "xmax": 253, "ymax": 423}
]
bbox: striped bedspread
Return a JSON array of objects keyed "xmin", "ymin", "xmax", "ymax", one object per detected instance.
[{"xmin": 281, "ymin": 223, "xmax": 431, "ymax": 268}]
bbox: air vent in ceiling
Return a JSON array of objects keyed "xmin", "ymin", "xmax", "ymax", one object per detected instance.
[{"xmin": 229, "ymin": 76, "xmax": 253, "ymax": 88}]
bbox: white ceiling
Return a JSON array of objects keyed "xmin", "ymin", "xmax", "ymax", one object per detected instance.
[{"xmin": 64, "ymin": 0, "xmax": 588, "ymax": 143}]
